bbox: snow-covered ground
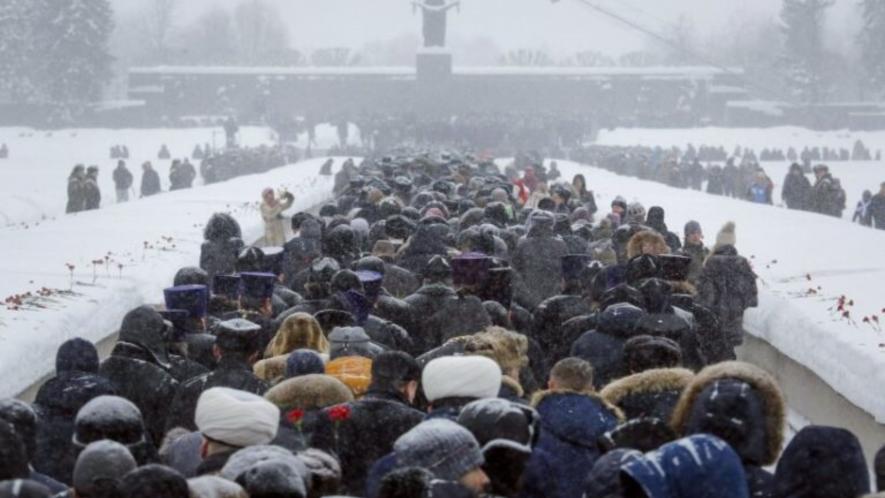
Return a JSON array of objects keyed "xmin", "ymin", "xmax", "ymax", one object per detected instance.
[
  {"xmin": 0, "ymin": 157, "xmax": 342, "ymax": 398},
  {"xmin": 549, "ymin": 159, "xmax": 885, "ymax": 422},
  {"xmin": 596, "ymin": 126, "xmax": 885, "ymax": 220},
  {"xmin": 0, "ymin": 124, "xmax": 358, "ymax": 228}
]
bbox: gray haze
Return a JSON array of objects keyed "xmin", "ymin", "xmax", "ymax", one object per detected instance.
[{"xmin": 111, "ymin": 0, "xmax": 861, "ymax": 60}]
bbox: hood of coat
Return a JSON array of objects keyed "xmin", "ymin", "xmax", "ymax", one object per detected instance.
[
  {"xmin": 670, "ymin": 361, "xmax": 785, "ymax": 466},
  {"xmin": 265, "ymin": 312, "xmax": 329, "ymax": 358},
  {"xmin": 531, "ymin": 389, "xmax": 623, "ymax": 448},
  {"xmin": 601, "ymin": 368, "xmax": 694, "ymax": 407}
]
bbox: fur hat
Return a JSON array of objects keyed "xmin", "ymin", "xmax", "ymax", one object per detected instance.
[
  {"xmin": 456, "ymin": 326, "xmax": 529, "ymax": 373},
  {"xmin": 265, "ymin": 313, "xmax": 329, "ymax": 358},
  {"xmin": 714, "ymin": 221, "xmax": 736, "ymax": 249},
  {"xmin": 626, "ymin": 230, "xmax": 670, "ymax": 260},
  {"xmin": 195, "ymin": 388, "xmax": 280, "ymax": 448},
  {"xmin": 264, "ymin": 374, "xmax": 354, "ymax": 411},
  {"xmin": 422, "ymin": 356, "xmax": 502, "ymax": 402},
  {"xmin": 670, "ymin": 361, "xmax": 785, "ymax": 465}
]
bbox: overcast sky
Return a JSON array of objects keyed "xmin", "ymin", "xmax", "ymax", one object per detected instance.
[{"xmin": 113, "ymin": 0, "xmax": 861, "ymax": 57}]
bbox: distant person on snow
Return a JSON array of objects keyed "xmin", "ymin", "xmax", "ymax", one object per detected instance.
[
  {"xmin": 781, "ymin": 163, "xmax": 811, "ymax": 210},
  {"xmin": 261, "ymin": 188, "xmax": 295, "ymax": 246},
  {"xmin": 140, "ymin": 161, "xmax": 161, "ymax": 197},
  {"xmin": 853, "ymin": 190, "xmax": 873, "ymax": 227},
  {"xmin": 169, "ymin": 159, "xmax": 196, "ymax": 191},
  {"xmin": 66, "ymin": 165, "xmax": 86, "ymax": 214},
  {"xmin": 113, "ymin": 160, "xmax": 133, "ymax": 203},
  {"xmin": 0, "ymin": 143, "xmax": 8, "ymax": 158},
  {"xmin": 158, "ymin": 144, "xmax": 171, "ymax": 160},
  {"xmin": 82, "ymin": 166, "xmax": 101, "ymax": 210},
  {"xmin": 870, "ymin": 182, "xmax": 885, "ymax": 230}
]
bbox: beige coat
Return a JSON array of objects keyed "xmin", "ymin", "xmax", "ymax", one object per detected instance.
[{"xmin": 261, "ymin": 195, "xmax": 294, "ymax": 246}]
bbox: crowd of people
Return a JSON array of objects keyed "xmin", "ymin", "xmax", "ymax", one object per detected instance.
[
  {"xmin": 576, "ymin": 144, "xmax": 885, "ymax": 227},
  {"xmin": 65, "ymin": 144, "xmax": 296, "ymax": 214},
  {"xmin": 5, "ymin": 149, "xmax": 884, "ymax": 498}
]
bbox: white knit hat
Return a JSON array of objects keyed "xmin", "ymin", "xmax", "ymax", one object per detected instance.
[
  {"xmin": 422, "ymin": 356, "xmax": 502, "ymax": 402},
  {"xmin": 195, "ymin": 387, "xmax": 280, "ymax": 448},
  {"xmin": 715, "ymin": 221, "xmax": 737, "ymax": 249}
]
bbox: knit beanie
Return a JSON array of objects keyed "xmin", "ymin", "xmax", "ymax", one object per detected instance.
[
  {"xmin": 393, "ymin": 419, "xmax": 485, "ymax": 481},
  {"xmin": 73, "ymin": 440, "xmax": 137, "ymax": 496},
  {"xmin": 285, "ymin": 349, "xmax": 326, "ymax": 378},
  {"xmin": 422, "ymin": 356, "xmax": 502, "ymax": 402},
  {"xmin": 715, "ymin": 221, "xmax": 737, "ymax": 249}
]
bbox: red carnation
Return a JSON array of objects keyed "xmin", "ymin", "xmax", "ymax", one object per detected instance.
[
  {"xmin": 286, "ymin": 408, "xmax": 305, "ymax": 426},
  {"xmin": 328, "ymin": 404, "xmax": 352, "ymax": 422}
]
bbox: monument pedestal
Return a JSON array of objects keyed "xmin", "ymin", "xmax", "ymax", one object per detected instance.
[{"xmin": 416, "ymin": 50, "xmax": 452, "ymax": 83}]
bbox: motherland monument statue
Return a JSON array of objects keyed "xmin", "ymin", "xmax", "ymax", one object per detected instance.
[{"xmin": 412, "ymin": 0, "xmax": 461, "ymax": 48}]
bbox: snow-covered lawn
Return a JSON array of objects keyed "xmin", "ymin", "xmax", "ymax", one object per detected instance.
[
  {"xmin": 0, "ymin": 157, "xmax": 342, "ymax": 398},
  {"xmin": 551, "ymin": 159, "xmax": 885, "ymax": 422},
  {"xmin": 596, "ymin": 126, "xmax": 885, "ymax": 220}
]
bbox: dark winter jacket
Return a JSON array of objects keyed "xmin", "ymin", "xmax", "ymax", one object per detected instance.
[
  {"xmin": 521, "ymin": 390, "xmax": 622, "ymax": 498},
  {"xmin": 672, "ymin": 361, "xmax": 787, "ymax": 498},
  {"xmin": 773, "ymin": 425, "xmax": 869, "ymax": 498},
  {"xmin": 66, "ymin": 176, "xmax": 84, "ymax": 214},
  {"xmin": 165, "ymin": 356, "xmax": 269, "ymax": 432},
  {"xmin": 99, "ymin": 342, "xmax": 179, "ymax": 446},
  {"xmin": 395, "ymin": 224, "xmax": 451, "ymax": 275},
  {"xmin": 696, "ymin": 245, "xmax": 758, "ymax": 347},
  {"xmin": 570, "ymin": 304, "xmax": 646, "ymax": 390},
  {"xmin": 531, "ymin": 293, "xmax": 593, "ymax": 361},
  {"xmin": 781, "ymin": 171, "xmax": 811, "ymax": 210},
  {"xmin": 811, "ymin": 174, "xmax": 845, "ymax": 217},
  {"xmin": 621, "ymin": 434, "xmax": 750, "ymax": 498},
  {"xmin": 405, "ymin": 283, "xmax": 491, "ymax": 352},
  {"xmin": 512, "ymin": 215, "xmax": 569, "ymax": 307},
  {"xmin": 32, "ymin": 370, "xmax": 116, "ymax": 484},
  {"xmin": 141, "ymin": 169, "xmax": 161, "ymax": 196},
  {"xmin": 870, "ymin": 192, "xmax": 885, "ymax": 230},
  {"xmin": 199, "ymin": 215, "xmax": 246, "ymax": 280},
  {"xmin": 113, "ymin": 165, "xmax": 133, "ymax": 190},
  {"xmin": 381, "ymin": 263, "xmax": 421, "ymax": 298},
  {"xmin": 311, "ymin": 390, "xmax": 424, "ymax": 495},
  {"xmin": 82, "ymin": 176, "xmax": 101, "ymax": 210},
  {"xmin": 283, "ymin": 219, "xmax": 323, "ymax": 287},
  {"xmin": 600, "ymin": 368, "xmax": 694, "ymax": 421}
]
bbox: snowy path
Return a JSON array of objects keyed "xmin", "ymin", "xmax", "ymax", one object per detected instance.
[
  {"xmin": 0, "ymin": 157, "xmax": 342, "ymax": 398},
  {"xmin": 550, "ymin": 159, "xmax": 885, "ymax": 422}
]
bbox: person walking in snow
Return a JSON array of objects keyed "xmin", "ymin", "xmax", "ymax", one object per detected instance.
[
  {"xmin": 870, "ymin": 182, "xmax": 885, "ymax": 230},
  {"xmin": 66, "ymin": 165, "xmax": 86, "ymax": 214},
  {"xmin": 782, "ymin": 163, "xmax": 811, "ymax": 210},
  {"xmin": 113, "ymin": 160, "xmax": 133, "ymax": 203},
  {"xmin": 82, "ymin": 166, "xmax": 101, "ymax": 210},
  {"xmin": 140, "ymin": 162, "xmax": 161, "ymax": 197},
  {"xmin": 853, "ymin": 190, "xmax": 873, "ymax": 227},
  {"xmin": 261, "ymin": 187, "xmax": 295, "ymax": 246}
]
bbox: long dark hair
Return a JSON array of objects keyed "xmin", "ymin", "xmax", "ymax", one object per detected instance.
[{"xmin": 572, "ymin": 174, "xmax": 587, "ymax": 195}]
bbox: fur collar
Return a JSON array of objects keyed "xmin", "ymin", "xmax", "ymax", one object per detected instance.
[
  {"xmin": 600, "ymin": 368, "xmax": 695, "ymax": 405},
  {"xmin": 530, "ymin": 388, "xmax": 625, "ymax": 422},
  {"xmin": 669, "ymin": 361, "xmax": 785, "ymax": 465}
]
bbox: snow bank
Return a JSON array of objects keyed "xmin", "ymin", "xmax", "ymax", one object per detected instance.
[
  {"xmin": 0, "ymin": 157, "xmax": 344, "ymax": 398},
  {"xmin": 545, "ymin": 160, "xmax": 885, "ymax": 421}
]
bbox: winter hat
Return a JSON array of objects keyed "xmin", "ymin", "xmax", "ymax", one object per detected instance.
[
  {"xmin": 611, "ymin": 196, "xmax": 627, "ymax": 211},
  {"xmin": 0, "ymin": 420, "xmax": 27, "ymax": 481},
  {"xmin": 0, "ymin": 480, "xmax": 51, "ymax": 498},
  {"xmin": 625, "ymin": 202, "xmax": 646, "ymax": 224},
  {"xmin": 684, "ymin": 220, "xmax": 702, "ymax": 237},
  {"xmin": 119, "ymin": 465, "xmax": 190, "ymax": 498},
  {"xmin": 55, "ymin": 337, "xmax": 99, "ymax": 374},
  {"xmin": 370, "ymin": 351, "xmax": 421, "ymax": 388},
  {"xmin": 235, "ymin": 460, "xmax": 307, "ymax": 498},
  {"xmin": 264, "ymin": 374, "xmax": 354, "ymax": 411},
  {"xmin": 265, "ymin": 312, "xmax": 329, "ymax": 357},
  {"xmin": 457, "ymin": 398, "xmax": 539, "ymax": 453},
  {"xmin": 422, "ymin": 356, "xmax": 502, "ymax": 402},
  {"xmin": 73, "ymin": 440, "xmax": 136, "ymax": 496},
  {"xmin": 621, "ymin": 434, "xmax": 749, "ymax": 498},
  {"xmin": 773, "ymin": 426, "xmax": 869, "ymax": 498},
  {"xmin": 378, "ymin": 467, "xmax": 434, "ymax": 498},
  {"xmin": 0, "ymin": 401, "xmax": 36, "ymax": 462},
  {"xmin": 220, "ymin": 445, "xmax": 308, "ymax": 487},
  {"xmin": 187, "ymin": 476, "xmax": 248, "ymax": 498},
  {"xmin": 459, "ymin": 327, "xmax": 529, "ymax": 373},
  {"xmin": 325, "ymin": 356, "xmax": 373, "ymax": 397},
  {"xmin": 582, "ymin": 449, "xmax": 642, "ymax": 498},
  {"xmin": 285, "ymin": 349, "xmax": 326, "ymax": 378},
  {"xmin": 328, "ymin": 326, "xmax": 383, "ymax": 360},
  {"xmin": 195, "ymin": 388, "xmax": 280, "ymax": 447},
  {"xmin": 622, "ymin": 335, "xmax": 683, "ymax": 373},
  {"xmin": 715, "ymin": 221, "xmax": 736, "ymax": 249},
  {"xmin": 393, "ymin": 419, "xmax": 484, "ymax": 482}
]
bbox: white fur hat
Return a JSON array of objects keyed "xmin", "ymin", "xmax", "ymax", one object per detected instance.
[
  {"xmin": 422, "ymin": 356, "xmax": 502, "ymax": 402},
  {"xmin": 195, "ymin": 387, "xmax": 280, "ymax": 448},
  {"xmin": 715, "ymin": 221, "xmax": 737, "ymax": 249}
]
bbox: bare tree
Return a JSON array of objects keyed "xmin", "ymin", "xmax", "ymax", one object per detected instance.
[
  {"xmin": 233, "ymin": 0, "xmax": 290, "ymax": 65},
  {"xmin": 138, "ymin": 0, "xmax": 178, "ymax": 63}
]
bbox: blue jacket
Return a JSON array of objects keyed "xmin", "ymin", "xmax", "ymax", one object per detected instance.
[
  {"xmin": 520, "ymin": 390, "xmax": 621, "ymax": 498},
  {"xmin": 622, "ymin": 434, "xmax": 749, "ymax": 498}
]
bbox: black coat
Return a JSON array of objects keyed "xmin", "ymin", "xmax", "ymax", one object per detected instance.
[
  {"xmin": 405, "ymin": 284, "xmax": 491, "ymax": 350},
  {"xmin": 781, "ymin": 172, "xmax": 811, "ymax": 210},
  {"xmin": 870, "ymin": 193, "xmax": 885, "ymax": 230},
  {"xmin": 310, "ymin": 391, "xmax": 424, "ymax": 495},
  {"xmin": 141, "ymin": 169, "xmax": 161, "ymax": 196},
  {"xmin": 570, "ymin": 319, "xmax": 638, "ymax": 390},
  {"xmin": 696, "ymin": 245, "xmax": 758, "ymax": 347},
  {"xmin": 282, "ymin": 219, "xmax": 323, "ymax": 286},
  {"xmin": 199, "ymin": 237, "xmax": 245, "ymax": 281},
  {"xmin": 32, "ymin": 371, "xmax": 116, "ymax": 484},
  {"xmin": 165, "ymin": 356, "xmax": 269, "ymax": 432},
  {"xmin": 82, "ymin": 178, "xmax": 100, "ymax": 210},
  {"xmin": 66, "ymin": 177, "xmax": 84, "ymax": 213},
  {"xmin": 531, "ymin": 294, "xmax": 593, "ymax": 361},
  {"xmin": 99, "ymin": 343, "xmax": 179, "ymax": 446},
  {"xmin": 512, "ymin": 229, "xmax": 569, "ymax": 308},
  {"xmin": 382, "ymin": 263, "xmax": 421, "ymax": 298},
  {"xmin": 113, "ymin": 166, "xmax": 133, "ymax": 190}
]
